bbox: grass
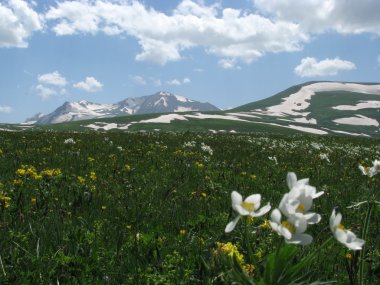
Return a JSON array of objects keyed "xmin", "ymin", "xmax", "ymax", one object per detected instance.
[{"xmin": 0, "ymin": 130, "xmax": 379, "ymax": 284}]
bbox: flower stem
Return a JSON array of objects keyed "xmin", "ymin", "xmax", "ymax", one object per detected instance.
[{"xmin": 358, "ymin": 202, "xmax": 373, "ymax": 285}]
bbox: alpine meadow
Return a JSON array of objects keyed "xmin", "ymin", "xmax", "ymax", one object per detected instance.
[
  {"xmin": 0, "ymin": 130, "xmax": 379, "ymax": 284},
  {"xmin": 1, "ymin": 0, "xmax": 380, "ymax": 284}
]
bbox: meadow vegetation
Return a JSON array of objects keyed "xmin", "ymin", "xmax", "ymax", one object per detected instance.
[{"xmin": 0, "ymin": 130, "xmax": 378, "ymax": 284}]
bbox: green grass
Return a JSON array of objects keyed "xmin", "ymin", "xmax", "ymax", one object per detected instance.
[{"xmin": 0, "ymin": 131, "xmax": 379, "ymax": 284}]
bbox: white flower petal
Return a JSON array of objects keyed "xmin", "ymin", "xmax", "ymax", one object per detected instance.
[
  {"xmin": 287, "ymin": 233, "xmax": 313, "ymax": 246},
  {"xmin": 231, "ymin": 191, "xmax": 242, "ymax": 207},
  {"xmin": 304, "ymin": 213, "xmax": 321, "ymax": 224},
  {"xmin": 225, "ymin": 216, "xmax": 241, "ymax": 233},
  {"xmin": 287, "ymin": 172, "xmax": 297, "ymax": 189},
  {"xmin": 271, "ymin": 209, "xmax": 282, "ymax": 224},
  {"xmin": 245, "ymin": 194, "xmax": 261, "ymax": 209},
  {"xmin": 252, "ymin": 203, "xmax": 271, "ymax": 217},
  {"xmin": 234, "ymin": 205, "xmax": 249, "ymax": 216},
  {"xmin": 279, "ymin": 226, "xmax": 292, "ymax": 240}
]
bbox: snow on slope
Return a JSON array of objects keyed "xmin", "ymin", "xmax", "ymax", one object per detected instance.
[
  {"xmin": 254, "ymin": 82, "xmax": 380, "ymax": 117},
  {"xmin": 333, "ymin": 115, "xmax": 379, "ymax": 127},
  {"xmin": 332, "ymin": 100, "xmax": 380, "ymax": 110}
]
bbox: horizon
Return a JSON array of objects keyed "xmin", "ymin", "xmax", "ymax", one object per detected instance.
[{"xmin": 1, "ymin": 0, "xmax": 380, "ymax": 123}]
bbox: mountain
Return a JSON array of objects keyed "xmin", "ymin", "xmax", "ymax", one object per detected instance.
[
  {"xmin": 31, "ymin": 92, "xmax": 220, "ymax": 125},
  {"xmin": 41, "ymin": 81, "xmax": 380, "ymax": 138}
]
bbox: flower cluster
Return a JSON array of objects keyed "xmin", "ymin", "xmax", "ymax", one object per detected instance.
[
  {"xmin": 269, "ymin": 172, "xmax": 323, "ymax": 245},
  {"xmin": 358, "ymin": 160, "xmax": 380, "ymax": 177},
  {"xmin": 64, "ymin": 138, "xmax": 76, "ymax": 144},
  {"xmin": 200, "ymin": 143, "xmax": 213, "ymax": 156}
]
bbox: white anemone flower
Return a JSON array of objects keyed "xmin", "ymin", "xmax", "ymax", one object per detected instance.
[
  {"xmin": 329, "ymin": 209, "xmax": 365, "ymax": 251},
  {"xmin": 270, "ymin": 209, "xmax": 313, "ymax": 246},
  {"xmin": 287, "ymin": 172, "xmax": 324, "ymax": 199},
  {"xmin": 359, "ymin": 160, "xmax": 380, "ymax": 177},
  {"xmin": 225, "ymin": 191, "xmax": 271, "ymax": 233}
]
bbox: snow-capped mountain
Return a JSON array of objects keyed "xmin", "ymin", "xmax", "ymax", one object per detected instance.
[{"xmin": 31, "ymin": 92, "xmax": 220, "ymax": 125}]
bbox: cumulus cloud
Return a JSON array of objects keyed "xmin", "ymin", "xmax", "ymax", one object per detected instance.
[
  {"xmin": 253, "ymin": 0, "xmax": 380, "ymax": 35},
  {"xmin": 0, "ymin": 0, "xmax": 43, "ymax": 48},
  {"xmin": 36, "ymin": 71, "xmax": 68, "ymax": 99},
  {"xmin": 0, "ymin": 105, "xmax": 12, "ymax": 113},
  {"xmin": 130, "ymin": 75, "xmax": 147, "ymax": 85},
  {"xmin": 166, "ymin": 78, "xmax": 191, "ymax": 86},
  {"xmin": 294, "ymin": 57, "xmax": 356, "ymax": 77},
  {"xmin": 218, "ymin": 58, "xmax": 241, "ymax": 70},
  {"xmin": 44, "ymin": 0, "xmax": 309, "ymax": 66},
  {"xmin": 38, "ymin": 71, "xmax": 67, "ymax": 86},
  {"xmin": 73, "ymin": 76, "xmax": 103, "ymax": 92}
]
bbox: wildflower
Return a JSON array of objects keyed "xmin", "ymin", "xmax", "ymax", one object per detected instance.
[
  {"xmin": 215, "ymin": 242, "xmax": 245, "ymax": 265},
  {"xmin": 179, "ymin": 229, "xmax": 186, "ymax": 236},
  {"xmin": 359, "ymin": 160, "xmax": 380, "ymax": 177},
  {"xmin": 200, "ymin": 143, "xmax": 213, "ymax": 155},
  {"xmin": 13, "ymin": 179, "xmax": 23, "ymax": 187},
  {"xmin": 88, "ymin": 157, "xmax": 95, "ymax": 163},
  {"xmin": 250, "ymin": 174, "xmax": 257, "ymax": 181},
  {"xmin": 225, "ymin": 191, "xmax": 271, "ymax": 233},
  {"xmin": 319, "ymin": 153, "xmax": 330, "ymax": 163},
  {"xmin": 117, "ymin": 146, "xmax": 123, "ymax": 151},
  {"xmin": 200, "ymin": 192, "xmax": 207, "ymax": 198},
  {"xmin": 64, "ymin": 138, "xmax": 75, "ymax": 144},
  {"xmin": 101, "ymin": 205, "xmax": 107, "ymax": 210},
  {"xmin": 287, "ymin": 172, "xmax": 324, "ymax": 199},
  {"xmin": 89, "ymin": 171, "xmax": 97, "ymax": 181},
  {"xmin": 345, "ymin": 253, "xmax": 353, "ymax": 261},
  {"xmin": 195, "ymin": 162, "xmax": 204, "ymax": 168},
  {"xmin": 329, "ymin": 209, "xmax": 365, "ymax": 251},
  {"xmin": 269, "ymin": 209, "xmax": 313, "ymax": 245},
  {"xmin": 244, "ymin": 264, "xmax": 256, "ymax": 276},
  {"xmin": 259, "ymin": 219, "xmax": 271, "ymax": 230},
  {"xmin": 31, "ymin": 197, "xmax": 37, "ymax": 205},
  {"xmin": 0, "ymin": 194, "xmax": 11, "ymax": 208},
  {"xmin": 77, "ymin": 176, "xmax": 86, "ymax": 184},
  {"xmin": 268, "ymin": 156, "xmax": 278, "ymax": 165}
]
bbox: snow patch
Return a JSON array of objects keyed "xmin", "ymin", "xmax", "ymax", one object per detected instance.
[
  {"xmin": 174, "ymin": 106, "xmax": 196, "ymax": 112},
  {"xmin": 185, "ymin": 113, "xmax": 249, "ymax": 122},
  {"xmin": 286, "ymin": 125, "xmax": 328, "ymax": 135},
  {"xmin": 255, "ymin": 82, "xmax": 380, "ymax": 117},
  {"xmin": 332, "ymin": 100, "xmax": 380, "ymax": 111},
  {"xmin": 139, "ymin": 114, "xmax": 188, "ymax": 124},
  {"xmin": 154, "ymin": 97, "xmax": 168, "ymax": 107},
  {"xmin": 333, "ymin": 115, "xmax": 379, "ymax": 127}
]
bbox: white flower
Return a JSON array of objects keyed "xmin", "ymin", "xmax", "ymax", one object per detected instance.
[
  {"xmin": 319, "ymin": 153, "xmax": 330, "ymax": 163},
  {"xmin": 359, "ymin": 160, "xmax": 380, "ymax": 177},
  {"xmin": 287, "ymin": 172, "xmax": 324, "ymax": 199},
  {"xmin": 330, "ymin": 209, "xmax": 365, "ymax": 251},
  {"xmin": 268, "ymin": 156, "xmax": 278, "ymax": 165},
  {"xmin": 270, "ymin": 209, "xmax": 313, "ymax": 245},
  {"xmin": 64, "ymin": 138, "xmax": 75, "ymax": 144},
  {"xmin": 200, "ymin": 143, "xmax": 213, "ymax": 155},
  {"xmin": 225, "ymin": 191, "xmax": 271, "ymax": 233}
]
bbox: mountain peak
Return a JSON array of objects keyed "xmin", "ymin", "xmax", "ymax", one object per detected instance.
[{"xmin": 30, "ymin": 92, "xmax": 220, "ymax": 125}]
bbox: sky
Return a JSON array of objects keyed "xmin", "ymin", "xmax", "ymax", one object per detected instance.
[{"xmin": 0, "ymin": 0, "xmax": 380, "ymax": 123}]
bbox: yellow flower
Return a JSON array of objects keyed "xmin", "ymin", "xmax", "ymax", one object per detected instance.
[
  {"xmin": 77, "ymin": 176, "xmax": 86, "ymax": 184},
  {"xmin": 215, "ymin": 242, "xmax": 245, "ymax": 265},
  {"xmin": 345, "ymin": 253, "xmax": 353, "ymax": 261},
  {"xmin": 259, "ymin": 219, "xmax": 271, "ymax": 230},
  {"xmin": 195, "ymin": 162, "xmax": 204, "ymax": 168},
  {"xmin": 89, "ymin": 171, "xmax": 97, "ymax": 181},
  {"xmin": 250, "ymin": 174, "xmax": 257, "ymax": 181},
  {"xmin": 88, "ymin": 157, "xmax": 95, "ymax": 163},
  {"xmin": 179, "ymin": 229, "xmax": 187, "ymax": 236},
  {"xmin": 31, "ymin": 198, "xmax": 37, "ymax": 205},
  {"xmin": 244, "ymin": 264, "xmax": 256, "ymax": 276},
  {"xmin": 0, "ymin": 195, "xmax": 11, "ymax": 208},
  {"xmin": 200, "ymin": 192, "xmax": 207, "ymax": 198},
  {"xmin": 246, "ymin": 216, "xmax": 254, "ymax": 224},
  {"xmin": 101, "ymin": 205, "xmax": 107, "ymax": 210},
  {"xmin": 13, "ymin": 179, "xmax": 23, "ymax": 187},
  {"xmin": 16, "ymin": 169, "xmax": 26, "ymax": 176},
  {"xmin": 124, "ymin": 164, "xmax": 131, "ymax": 172},
  {"xmin": 127, "ymin": 225, "xmax": 132, "ymax": 230}
]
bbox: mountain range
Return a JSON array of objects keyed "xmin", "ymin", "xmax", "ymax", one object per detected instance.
[
  {"xmin": 16, "ymin": 81, "xmax": 380, "ymax": 138},
  {"xmin": 26, "ymin": 91, "xmax": 220, "ymax": 125}
]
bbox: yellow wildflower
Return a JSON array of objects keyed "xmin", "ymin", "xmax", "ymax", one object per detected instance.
[
  {"xmin": 244, "ymin": 264, "xmax": 256, "ymax": 276},
  {"xmin": 345, "ymin": 253, "xmax": 353, "ymax": 261},
  {"xmin": 200, "ymin": 192, "xmax": 207, "ymax": 198},
  {"xmin": 89, "ymin": 171, "xmax": 97, "ymax": 181},
  {"xmin": 250, "ymin": 174, "xmax": 257, "ymax": 181},
  {"xmin": 16, "ymin": 169, "xmax": 26, "ymax": 176},
  {"xmin": 215, "ymin": 242, "xmax": 245, "ymax": 265},
  {"xmin": 77, "ymin": 176, "xmax": 86, "ymax": 184},
  {"xmin": 179, "ymin": 229, "xmax": 187, "ymax": 236},
  {"xmin": 259, "ymin": 219, "xmax": 271, "ymax": 230},
  {"xmin": 31, "ymin": 198, "xmax": 37, "ymax": 205},
  {"xmin": 195, "ymin": 162, "xmax": 204, "ymax": 168},
  {"xmin": 88, "ymin": 157, "xmax": 95, "ymax": 163},
  {"xmin": 101, "ymin": 205, "xmax": 107, "ymax": 210},
  {"xmin": 0, "ymin": 194, "xmax": 11, "ymax": 208},
  {"xmin": 13, "ymin": 179, "xmax": 23, "ymax": 187},
  {"xmin": 124, "ymin": 164, "xmax": 131, "ymax": 172}
]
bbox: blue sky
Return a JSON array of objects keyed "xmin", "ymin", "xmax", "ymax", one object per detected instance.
[{"xmin": 1, "ymin": 0, "xmax": 380, "ymax": 123}]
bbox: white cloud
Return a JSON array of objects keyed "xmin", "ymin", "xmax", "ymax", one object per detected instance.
[
  {"xmin": 0, "ymin": 0, "xmax": 42, "ymax": 48},
  {"xmin": 0, "ymin": 105, "xmax": 12, "ymax": 113},
  {"xmin": 44, "ymin": 0, "xmax": 309, "ymax": 66},
  {"xmin": 166, "ymin": 79, "xmax": 181, "ymax": 86},
  {"xmin": 294, "ymin": 57, "xmax": 356, "ymax": 77},
  {"xmin": 130, "ymin": 75, "xmax": 147, "ymax": 85},
  {"xmin": 36, "ymin": 84, "xmax": 57, "ymax": 99},
  {"xmin": 253, "ymin": 0, "xmax": 380, "ymax": 35},
  {"xmin": 183, "ymin": 77, "xmax": 191, "ymax": 84},
  {"xmin": 218, "ymin": 58, "xmax": 241, "ymax": 70},
  {"xmin": 38, "ymin": 71, "xmax": 67, "ymax": 86},
  {"xmin": 377, "ymin": 55, "xmax": 380, "ymax": 65},
  {"xmin": 73, "ymin": 76, "xmax": 103, "ymax": 92}
]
